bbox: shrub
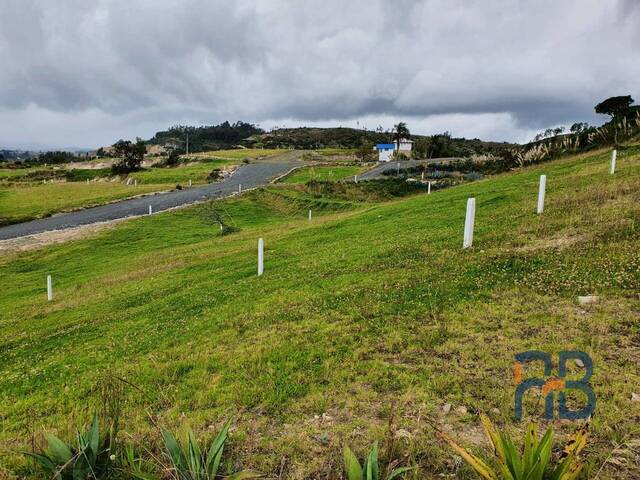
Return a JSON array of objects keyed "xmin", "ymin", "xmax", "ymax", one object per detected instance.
[
  {"xmin": 160, "ymin": 420, "xmax": 255, "ymax": 480},
  {"xmin": 440, "ymin": 414, "xmax": 589, "ymax": 480},
  {"xmin": 343, "ymin": 442, "xmax": 413, "ymax": 480},
  {"xmin": 25, "ymin": 414, "xmax": 116, "ymax": 480},
  {"xmin": 207, "ymin": 169, "xmax": 223, "ymax": 181}
]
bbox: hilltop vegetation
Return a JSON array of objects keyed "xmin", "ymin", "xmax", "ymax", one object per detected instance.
[{"xmin": 1, "ymin": 144, "xmax": 638, "ymax": 478}]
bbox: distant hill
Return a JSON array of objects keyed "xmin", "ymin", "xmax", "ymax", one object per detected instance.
[
  {"xmin": 144, "ymin": 121, "xmax": 517, "ymax": 158},
  {"xmin": 0, "ymin": 150, "xmax": 37, "ymax": 162},
  {"xmin": 146, "ymin": 121, "xmax": 262, "ymax": 153}
]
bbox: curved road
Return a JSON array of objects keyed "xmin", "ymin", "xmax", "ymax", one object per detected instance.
[
  {"xmin": 357, "ymin": 158, "xmax": 464, "ymax": 180},
  {"xmin": 0, "ymin": 162, "xmax": 297, "ymax": 240}
]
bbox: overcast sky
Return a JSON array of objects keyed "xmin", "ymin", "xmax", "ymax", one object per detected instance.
[{"xmin": 1, "ymin": 0, "xmax": 639, "ymax": 149}]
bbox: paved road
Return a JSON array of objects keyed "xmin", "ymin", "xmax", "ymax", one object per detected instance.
[
  {"xmin": 358, "ymin": 158, "xmax": 464, "ymax": 180},
  {"xmin": 0, "ymin": 162, "xmax": 297, "ymax": 240}
]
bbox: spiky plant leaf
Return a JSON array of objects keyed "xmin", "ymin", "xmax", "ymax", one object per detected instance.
[
  {"xmin": 522, "ymin": 423, "xmax": 537, "ymax": 473},
  {"xmin": 87, "ymin": 414, "xmax": 100, "ymax": 456},
  {"xmin": 387, "ymin": 466, "xmax": 414, "ymax": 480},
  {"xmin": 440, "ymin": 432, "xmax": 497, "ymax": 480},
  {"xmin": 343, "ymin": 446, "xmax": 363, "ymax": 480},
  {"xmin": 162, "ymin": 429, "xmax": 188, "ymax": 475},
  {"xmin": 186, "ymin": 429, "xmax": 203, "ymax": 479},
  {"xmin": 366, "ymin": 441, "xmax": 379, "ymax": 480},
  {"xmin": 480, "ymin": 414, "xmax": 506, "ymax": 463},
  {"xmin": 500, "ymin": 432, "xmax": 523, "ymax": 480},
  {"xmin": 44, "ymin": 433, "xmax": 74, "ymax": 465},
  {"xmin": 226, "ymin": 472, "xmax": 262, "ymax": 480},
  {"xmin": 24, "ymin": 452, "xmax": 59, "ymax": 476},
  {"xmin": 206, "ymin": 419, "xmax": 231, "ymax": 477}
]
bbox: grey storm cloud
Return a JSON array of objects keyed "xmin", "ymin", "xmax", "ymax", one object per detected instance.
[{"xmin": 0, "ymin": 0, "xmax": 639, "ymax": 148}]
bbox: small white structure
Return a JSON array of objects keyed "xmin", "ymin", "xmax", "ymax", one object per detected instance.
[
  {"xmin": 375, "ymin": 143, "xmax": 395, "ymax": 162},
  {"xmin": 258, "ymin": 238, "xmax": 264, "ymax": 276},
  {"xmin": 537, "ymin": 175, "xmax": 546, "ymax": 214},
  {"xmin": 610, "ymin": 149, "xmax": 617, "ymax": 175},
  {"xmin": 397, "ymin": 138, "xmax": 414, "ymax": 153},
  {"xmin": 374, "ymin": 138, "xmax": 413, "ymax": 162},
  {"xmin": 463, "ymin": 198, "xmax": 476, "ymax": 249}
]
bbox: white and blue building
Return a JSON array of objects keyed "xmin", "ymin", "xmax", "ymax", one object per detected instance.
[{"xmin": 374, "ymin": 138, "xmax": 413, "ymax": 162}]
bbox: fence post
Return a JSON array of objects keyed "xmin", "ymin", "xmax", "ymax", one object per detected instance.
[
  {"xmin": 258, "ymin": 238, "xmax": 264, "ymax": 276},
  {"xmin": 189, "ymin": 179, "xmax": 192, "ymax": 187},
  {"xmin": 354, "ymin": 175, "xmax": 358, "ymax": 183},
  {"xmin": 463, "ymin": 198, "xmax": 476, "ymax": 249},
  {"xmin": 537, "ymin": 174, "xmax": 546, "ymax": 214},
  {"xmin": 308, "ymin": 209, "xmax": 312, "ymax": 221},
  {"xmin": 239, "ymin": 183, "xmax": 242, "ymax": 193},
  {"xmin": 610, "ymin": 149, "xmax": 617, "ymax": 175},
  {"xmin": 428, "ymin": 181, "xmax": 431, "ymax": 195},
  {"xmin": 47, "ymin": 275, "xmax": 53, "ymax": 301},
  {"xmin": 148, "ymin": 205, "xmax": 152, "ymax": 215}
]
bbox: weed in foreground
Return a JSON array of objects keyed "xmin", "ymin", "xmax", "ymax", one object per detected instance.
[{"xmin": 440, "ymin": 414, "xmax": 589, "ymax": 480}]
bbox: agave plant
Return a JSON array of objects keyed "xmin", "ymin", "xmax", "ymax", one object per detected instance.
[
  {"xmin": 440, "ymin": 414, "xmax": 589, "ymax": 480},
  {"xmin": 343, "ymin": 441, "xmax": 413, "ymax": 480},
  {"xmin": 26, "ymin": 414, "xmax": 115, "ymax": 480},
  {"xmin": 162, "ymin": 420, "xmax": 254, "ymax": 480}
]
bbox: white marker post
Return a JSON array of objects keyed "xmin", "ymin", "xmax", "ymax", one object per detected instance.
[
  {"xmin": 537, "ymin": 175, "xmax": 546, "ymax": 214},
  {"xmin": 148, "ymin": 205, "xmax": 153, "ymax": 215},
  {"xmin": 86, "ymin": 179, "xmax": 89, "ymax": 184},
  {"xmin": 257, "ymin": 238, "xmax": 264, "ymax": 276},
  {"xmin": 610, "ymin": 149, "xmax": 617, "ymax": 175},
  {"xmin": 47, "ymin": 275, "xmax": 53, "ymax": 301},
  {"xmin": 421, "ymin": 171, "xmax": 425, "ymax": 181},
  {"xmin": 134, "ymin": 179, "xmax": 137, "ymax": 187},
  {"xmin": 428, "ymin": 182, "xmax": 431, "ymax": 195},
  {"xmin": 189, "ymin": 179, "xmax": 192, "ymax": 187},
  {"xmin": 238, "ymin": 183, "xmax": 242, "ymax": 193},
  {"xmin": 354, "ymin": 175, "xmax": 358, "ymax": 184},
  {"xmin": 220, "ymin": 223, "xmax": 223, "ymax": 231},
  {"xmin": 308, "ymin": 209, "xmax": 312, "ymax": 221},
  {"xmin": 463, "ymin": 198, "xmax": 476, "ymax": 249}
]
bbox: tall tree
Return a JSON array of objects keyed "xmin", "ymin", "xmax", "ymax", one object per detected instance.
[
  {"xmin": 111, "ymin": 138, "xmax": 146, "ymax": 174},
  {"xmin": 595, "ymin": 95, "xmax": 634, "ymax": 119},
  {"xmin": 392, "ymin": 122, "xmax": 410, "ymax": 153},
  {"xmin": 595, "ymin": 95, "xmax": 634, "ymax": 145}
]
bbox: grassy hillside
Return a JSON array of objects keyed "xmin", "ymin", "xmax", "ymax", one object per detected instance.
[
  {"xmin": 0, "ymin": 146, "xmax": 638, "ymax": 478},
  {"xmin": 278, "ymin": 165, "xmax": 367, "ymax": 184}
]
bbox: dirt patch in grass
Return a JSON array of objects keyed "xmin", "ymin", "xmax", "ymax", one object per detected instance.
[
  {"xmin": 0, "ymin": 220, "xmax": 124, "ymax": 254},
  {"xmin": 515, "ymin": 233, "xmax": 591, "ymax": 253}
]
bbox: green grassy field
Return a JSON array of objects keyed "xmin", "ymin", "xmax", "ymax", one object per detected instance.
[
  {"xmin": 0, "ymin": 182, "xmax": 169, "ymax": 226},
  {"xmin": 0, "ymin": 146, "xmax": 639, "ymax": 479},
  {"xmin": 186, "ymin": 148, "xmax": 287, "ymax": 161},
  {"xmin": 0, "ymin": 169, "xmax": 33, "ymax": 180},
  {"xmin": 278, "ymin": 165, "xmax": 367, "ymax": 184},
  {"xmin": 129, "ymin": 159, "xmax": 233, "ymax": 185}
]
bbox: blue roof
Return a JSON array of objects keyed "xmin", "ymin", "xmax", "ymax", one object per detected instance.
[{"xmin": 376, "ymin": 143, "xmax": 395, "ymax": 150}]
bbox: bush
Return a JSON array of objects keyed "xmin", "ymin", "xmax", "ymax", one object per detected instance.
[
  {"xmin": 343, "ymin": 442, "xmax": 413, "ymax": 480},
  {"xmin": 25, "ymin": 414, "xmax": 116, "ymax": 480},
  {"xmin": 440, "ymin": 414, "xmax": 589, "ymax": 480},
  {"xmin": 207, "ymin": 169, "xmax": 223, "ymax": 181}
]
